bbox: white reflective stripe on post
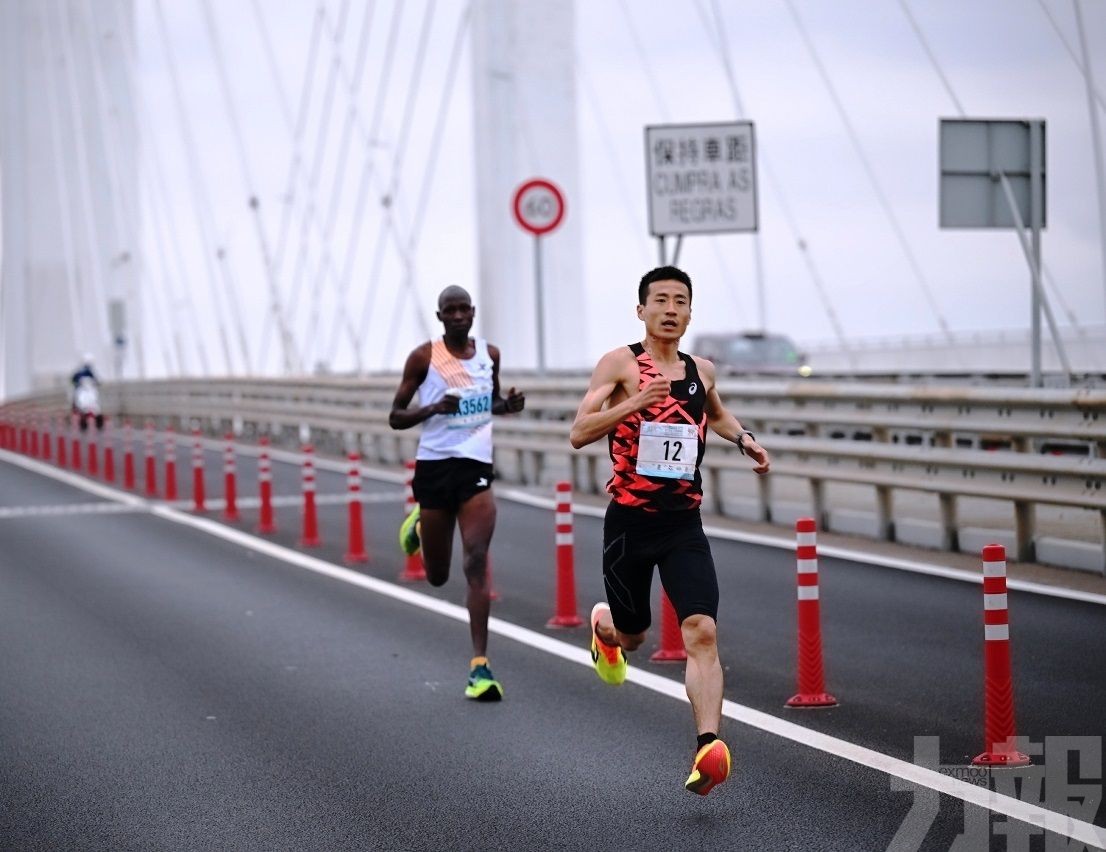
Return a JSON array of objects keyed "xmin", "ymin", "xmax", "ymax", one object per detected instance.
[
  {"xmin": 797, "ymin": 558, "xmax": 819, "ymax": 574},
  {"xmin": 984, "ymin": 624, "xmax": 1010, "ymax": 641},
  {"xmin": 555, "ymin": 512, "xmax": 572, "ymax": 525},
  {"xmin": 555, "ymin": 532, "xmax": 574, "ymax": 546},
  {"xmin": 983, "ymin": 593, "xmax": 1008, "ymax": 611},
  {"xmin": 796, "ymin": 532, "xmax": 817, "ymax": 547},
  {"xmin": 797, "ymin": 586, "xmax": 820, "ymax": 601},
  {"xmin": 983, "ymin": 561, "xmax": 1007, "ymax": 577}
]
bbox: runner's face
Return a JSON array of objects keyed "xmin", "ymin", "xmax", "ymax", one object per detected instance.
[
  {"xmin": 437, "ymin": 297, "xmax": 474, "ymax": 336},
  {"xmin": 636, "ymin": 280, "xmax": 691, "ymax": 341}
]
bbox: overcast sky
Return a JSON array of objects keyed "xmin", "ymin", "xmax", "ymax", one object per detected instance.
[{"xmin": 133, "ymin": 0, "xmax": 1106, "ymax": 376}]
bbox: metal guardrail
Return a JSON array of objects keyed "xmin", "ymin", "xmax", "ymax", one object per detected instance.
[{"xmin": 2, "ymin": 376, "xmax": 1104, "ymax": 574}]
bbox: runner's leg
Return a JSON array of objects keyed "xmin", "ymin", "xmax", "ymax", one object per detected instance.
[
  {"xmin": 681, "ymin": 614, "xmax": 723, "ymax": 735},
  {"xmin": 456, "ymin": 488, "xmax": 496, "ymax": 656},
  {"xmin": 419, "ymin": 508, "xmax": 456, "ymax": 587}
]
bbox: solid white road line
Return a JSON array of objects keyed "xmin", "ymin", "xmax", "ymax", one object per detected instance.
[
  {"xmin": 2, "ymin": 447, "xmax": 1102, "ymax": 847},
  {"xmin": 0, "ymin": 502, "xmax": 144, "ymax": 520}
]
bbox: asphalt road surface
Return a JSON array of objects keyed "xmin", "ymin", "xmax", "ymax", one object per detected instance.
[{"xmin": 1, "ymin": 445, "xmax": 1103, "ymax": 851}]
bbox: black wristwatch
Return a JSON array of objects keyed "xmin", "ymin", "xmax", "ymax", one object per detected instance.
[{"xmin": 735, "ymin": 430, "xmax": 755, "ymax": 456}]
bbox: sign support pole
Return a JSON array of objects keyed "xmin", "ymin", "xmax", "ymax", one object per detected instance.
[
  {"xmin": 534, "ymin": 235, "xmax": 546, "ymax": 375},
  {"xmin": 1029, "ymin": 120, "xmax": 1043, "ymax": 388},
  {"xmin": 656, "ymin": 236, "xmax": 666, "ymax": 266}
]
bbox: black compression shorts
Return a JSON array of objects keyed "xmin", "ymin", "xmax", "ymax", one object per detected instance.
[
  {"xmin": 412, "ymin": 457, "xmax": 494, "ymax": 512},
  {"xmin": 601, "ymin": 501, "xmax": 719, "ymax": 635}
]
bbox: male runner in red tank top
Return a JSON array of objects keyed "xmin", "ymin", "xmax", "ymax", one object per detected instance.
[{"xmin": 570, "ymin": 266, "xmax": 770, "ymax": 796}]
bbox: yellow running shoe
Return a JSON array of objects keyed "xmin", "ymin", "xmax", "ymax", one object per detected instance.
[
  {"xmin": 464, "ymin": 661, "xmax": 503, "ymax": 701},
  {"xmin": 399, "ymin": 505, "xmax": 421, "ymax": 556},
  {"xmin": 684, "ymin": 739, "xmax": 731, "ymax": 796},
  {"xmin": 590, "ymin": 602, "xmax": 627, "ymax": 685}
]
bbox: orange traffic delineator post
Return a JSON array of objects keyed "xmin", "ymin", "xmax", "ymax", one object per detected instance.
[
  {"xmin": 71, "ymin": 416, "xmax": 82, "ymax": 472},
  {"xmin": 41, "ymin": 419, "xmax": 51, "ymax": 462},
  {"xmin": 256, "ymin": 437, "xmax": 276, "ymax": 534},
  {"xmin": 547, "ymin": 481, "xmax": 583, "ymax": 627},
  {"xmin": 300, "ymin": 445, "xmax": 321, "ymax": 547},
  {"xmin": 222, "ymin": 434, "xmax": 240, "ymax": 521},
  {"xmin": 191, "ymin": 429, "xmax": 207, "ymax": 512},
  {"xmin": 56, "ymin": 418, "xmax": 68, "ymax": 469},
  {"xmin": 87, "ymin": 425, "xmax": 99, "ymax": 477},
  {"xmin": 344, "ymin": 452, "xmax": 369, "ymax": 563},
  {"xmin": 123, "ymin": 420, "xmax": 136, "ymax": 490},
  {"xmin": 399, "ymin": 460, "xmax": 426, "ymax": 582},
  {"xmin": 143, "ymin": 421, "xmax": 158, "ymax": 497},
  {"xmin": 786, "ymin": 518, "xmax": 837, "ymax": 708},
  {"xmin": 973, "ymin": 544, "xmax": 1031, "ymax": 766},
  {"xmin": 163, "ymin": 428, "xmax": 178, "ymax": 500},
  {"xmin": 650, "ymin": 590, "xmax": 688, "ymax": 662},
  {"xmin": 103, "ymin": 420, "xmax": 115, "ymax": 484}
]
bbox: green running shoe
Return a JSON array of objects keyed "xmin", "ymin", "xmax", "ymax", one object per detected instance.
[
  {"xmin": 590, "ymin": 602, "xmax": 627, "ymax": 685},
  {"xmin": 399, "ymin": 505, "xmax": 421, "ymax": 556},
  {"xmin": 465, "ymin": 662, "xmax": 503, "ymax": 701}
]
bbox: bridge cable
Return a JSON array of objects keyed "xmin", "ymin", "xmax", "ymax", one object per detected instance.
[
  {"xmin": 34, "ymin": 4, "xmax": 87, "ymax": 355},
  {"xmin": 46, "ymin": 0, "xmax": 118, "ymax": 367},
  {"xmin": 281, "ymin": 0, "xmax": 353, "ymax": 353},
  {"xmin": 705, "ymin": 0, "xmax": 768, "ymax": 331},
  {"xmin": 326, "ymin": 0, "xmax": 408, "ymax": 370},
  {"xmin": 105, "ymin": 0, "xmax": 213, "ymax": 375},
  {"xmin": 898, "ymin": 0, "xmax": 1086, "ymax": 341},
  {"xmin": 301, "ymin": 0, "xmax": 380, "ymax": 371},
  {"xmin": 616, "ymin": 0, "xmax": 748, "ymax": 328},
  {"xmin": 152, "ymin": 0, "xmax": 250, "ymax": 374},
  {"xmin": 694, "ymin": 0, "xmax": 853, "ymax": 356},
  {"xmin": 576, "ymin": 60, "xmax": 652, "ymax": 267},
  {"xmin": 349, "ymin": 1, "xmax": 471, "ymax": 370},
  {"xmin": 783, "ymin": 0, "xmax": 955, "ymax": 344},
  {"xmin": 198, "ymin": 0, "xmax": 299, "ymax": 375},
  {"xmin": 258, "ymin": 2, "xmax": 326, "ymax": 369},
  {"xmin": 1034, "ymin": 0, "xmax": 1106, "ymax": 115},
  {"xmin": 366, "ymin": 2, "xmax": 441, "ymax": 367},
  {"xmin": 77, "ymin": 0, "xmax": 180, "ymax": 376}
]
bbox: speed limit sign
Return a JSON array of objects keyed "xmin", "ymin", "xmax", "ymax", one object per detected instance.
[{"xmin": 512, "ymin": 178, "xmax": 565, "ymax": 236}]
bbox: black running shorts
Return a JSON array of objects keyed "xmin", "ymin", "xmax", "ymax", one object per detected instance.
[
  {"xmin": 602, "ymin": 501, "xmax": 719, "ymax": 635},
  {"xmin": 413, "ymin": 457, "xmax": 495, "ymax": 511}
]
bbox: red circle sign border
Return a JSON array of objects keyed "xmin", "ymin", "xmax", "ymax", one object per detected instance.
[{"xmin": 512, "ymin": 178, "xmax": 566, "ymax": 236}]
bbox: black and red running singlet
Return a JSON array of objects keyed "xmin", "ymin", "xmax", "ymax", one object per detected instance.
[{"xmin": 607, "ymin": 343, "xmax": 707, "ymax": 512}]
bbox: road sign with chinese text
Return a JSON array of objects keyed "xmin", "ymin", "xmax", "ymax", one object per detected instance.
[{"xmin": 645, "ymin": 122, "xmax": 758, "ymax": 236}]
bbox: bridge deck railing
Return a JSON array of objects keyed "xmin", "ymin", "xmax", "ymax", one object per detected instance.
[{"xmin": 2, "ymin": 376, "xmax": 1103, "ymax": 573}]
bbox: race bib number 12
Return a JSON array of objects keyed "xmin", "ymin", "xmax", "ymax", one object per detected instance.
[{"xmin": 636, "ymin": 421, "xmax": 697, "ymax": 480}]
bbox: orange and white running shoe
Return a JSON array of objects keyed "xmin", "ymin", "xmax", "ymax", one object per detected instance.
[
  {"xmin": 589, "ymin": 602, "xmax": 627, "ymax": 685},
  {"xmin": 685, "ymin": 740, "xmax": 731, "ymax": 796}
]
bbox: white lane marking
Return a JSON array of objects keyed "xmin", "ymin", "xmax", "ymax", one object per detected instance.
[
  {"xmin": 0, "ymin": 502, "xmax": 144, "ymax": 520},
  {"xmin": 2, "ymin": 447, "xmax": 1103, "ymax": 847},
  {"xmin": 0, "ymin": 450, "xmax": 146, "ymax": 507},
  {"xmin": 5, "ymin": 444, "xmax": 1104, "ymax": 606},
  {"xmin": 494, "ymin": 487, "xmax": 1106, "ymax": 607},
  {"xmin": 169, "ymin": 492, "xmax": 403, "ymax": 511},
  {"xmin": 139, "ymin": 504, "xmax": 1102, "ymax": 849}
]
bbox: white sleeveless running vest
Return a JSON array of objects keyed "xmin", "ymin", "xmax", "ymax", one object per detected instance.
[{"xmin": 416, "ymin": 337, "xmax": 495, "ymax": 462}]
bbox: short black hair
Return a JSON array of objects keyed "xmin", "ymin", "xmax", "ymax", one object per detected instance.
[{"xmin": 638, "ymin": 266, "xmax": 692, "ymax": 305}]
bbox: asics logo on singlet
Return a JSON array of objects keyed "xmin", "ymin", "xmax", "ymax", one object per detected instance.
[
  {"xmin": 688, "ymin": 382, "xmax": 698, "ymax": 395},
  {"xmin": 476, "ymin": 477, "xmax": 488, "ymax": 487}
]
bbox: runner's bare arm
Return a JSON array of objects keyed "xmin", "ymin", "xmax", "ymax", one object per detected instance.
[
  {"xmin": 488, "ymin": 344, "xmax": 525, "ymax": 415},
  {"xmin": 570, "ymin": 348, "xmax": 669, "ymax": 449},
  {"xmin": 388, "ymin": 344, "xmax": 458, "ymax": 430},
  {"xmin": 699, "ymin": 357, "xmax": 770, "ymax": 474}
]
